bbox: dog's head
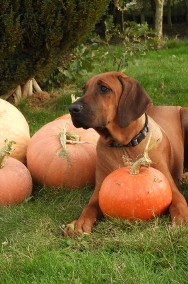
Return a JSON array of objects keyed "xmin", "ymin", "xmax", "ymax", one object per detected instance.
[{"xmin": 69, "ymin": 72, "xmax": 152, "ymax": 131}]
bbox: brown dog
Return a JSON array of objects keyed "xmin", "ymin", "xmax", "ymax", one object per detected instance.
[{"xmin": 65, "ymin": 71, "xmax": 188, "ymax": 236}]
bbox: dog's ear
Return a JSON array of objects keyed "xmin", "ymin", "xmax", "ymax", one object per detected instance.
[{"xmin": 117, "ymin": 75, "xmax": 152, "ymax": 128}]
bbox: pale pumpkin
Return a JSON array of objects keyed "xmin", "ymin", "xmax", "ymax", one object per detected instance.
[
  {"xmin": 0, "ymin": 141, "xmax": 32, "ymax": 205},
  {"xmin": 27, "ymin": 115, "xmax": 99, "ymax": 188},
  {"xmin": 0, "ymin": 98, "xmax": 30, "ymax": 163}
]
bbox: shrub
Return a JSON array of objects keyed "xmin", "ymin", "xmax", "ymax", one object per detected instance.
[{"xmin": 0, "ymin": 0, "xmax": 110, "ymax": 94}]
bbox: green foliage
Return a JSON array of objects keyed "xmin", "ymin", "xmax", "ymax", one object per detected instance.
[
  {"xmin": 43, "ymin": 19, "xmax": 158, "ymax": 89},
  {"xmin": 104, "ymin": 17, "xmax": 158, "ymax": 70},
  {"xmin": 0, "ymin": 0, "xmax": 110, "ymax": 94},
  {"xmin": 164, "ymin": 37, "xmax": 186, "ymax": 49},
  {"xmin": 41, "ymin": 41, "xmax": 100, "ymax": 90},
  {"xmin": 17, "ymin": 41, "xmax": 188, "ymax": 132}
]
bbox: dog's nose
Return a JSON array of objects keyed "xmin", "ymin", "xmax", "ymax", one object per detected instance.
[{"xmin": 69, "ymin": 103, "xmax": 83, "ymax": 114}]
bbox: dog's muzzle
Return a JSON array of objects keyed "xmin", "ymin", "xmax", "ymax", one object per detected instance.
[
  {"xmin": 68, "ymin": 102, "xmax": 89, "ymax": 129},
  {"xmin": 68, "ymin": 103, "xmax": 83, "ymax": 114}
]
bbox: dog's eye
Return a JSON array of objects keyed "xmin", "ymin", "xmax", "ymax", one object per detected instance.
[{"xmin": 100, "ymin": 85, "xmax": 110, "ymax": 94}]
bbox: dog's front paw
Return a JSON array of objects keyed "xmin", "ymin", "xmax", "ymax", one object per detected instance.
[
  {"xmin": 169, "ymin": 204, "xmax": 188, "ymax": 226},
  {"xmin": 63, "ymin": 218, "xmax": 94, "ymax": 237}
]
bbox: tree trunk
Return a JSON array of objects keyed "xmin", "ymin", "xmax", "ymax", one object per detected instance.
[
  {"xmin": 141, "ymin": 13, "xmax": 146, "ymax": 24},
  {"xmin": 167, "ymin": 0, "xmax": 172, "ymax": 28},
  {"xmin": 22, "ymin": 80, "xmax": 33, "ymax": 98},
  {"xmin": 1, "ymin": 78, "xmax": 43, "ymax": 104},
  {"xmin": 185, "ymin": 0, "xmax": 188, "ymax": 23},
  {"xmin": 154, "ymin": 0, "xmax": 164, "ymax": 41}
]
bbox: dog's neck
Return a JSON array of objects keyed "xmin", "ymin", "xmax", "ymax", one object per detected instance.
[{"xmin": 96, "ymin": 113, "xmax": 148, "ymax": 147}]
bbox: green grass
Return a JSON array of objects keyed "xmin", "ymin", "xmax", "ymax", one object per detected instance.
[
  {"xmin": 1, "ymin": 188, "xmax": 188, "ymax": 283},
  {"xmin": 126, "ymin": 42, "xmax": 188, "ymax": 106},
  {"xmin": 1, "ymin": 41, "xmax": 188, "ymax": 284},
  {"xmin": 17, "ymin": 91, "xmax": 73, "ymax": 135},
  {"xmin": 90, "ymin": 41, "xmax": 188, "ymax": 106}
]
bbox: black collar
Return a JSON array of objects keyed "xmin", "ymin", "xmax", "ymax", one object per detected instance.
[{"xmin": 109, "ymin": 113, "xmax": 149, "ymax": 148}]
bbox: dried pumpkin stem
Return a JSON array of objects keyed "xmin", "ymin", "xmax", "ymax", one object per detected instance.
[
  {"xmin": 129, "ymin": 133, "xmax": 159, "ymax": 175},
  {"xmin": 59, "ymin": 123, "xmax": 92, "ymax": 149},
  {"xmin": 59, "ymin": 123, "xmax": 81, "ymax": 151},
  {"xmin": 66, "ymin": 131, "xmax": 80, "ymax": 143},
  {"xmin": 59, "ymin": 123, "xmax": 68, "ymax": 152},
  {"xmin": 59, "ymin": 123, "xmax": 91, "ymax": 158},
  {"xmin": 0, "ymin": 140, "xmax": 16, "ymax": 169}
]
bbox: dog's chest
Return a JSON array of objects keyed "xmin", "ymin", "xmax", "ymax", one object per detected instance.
[{"xmin": 98, "ymin": 144, "xmax": 144, "ymax": 173}]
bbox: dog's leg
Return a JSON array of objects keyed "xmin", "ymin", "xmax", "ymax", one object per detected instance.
[
  {"xmin": 64, "ymin": 186, "xmax": 102, "ymax": 236},
  {"xmin": 181, "ymin": 107, "xmax": 188, "ymax": 170},
  {"xmin": 164, "ymin": 170, "xmax": 188, "ymax": 225}
]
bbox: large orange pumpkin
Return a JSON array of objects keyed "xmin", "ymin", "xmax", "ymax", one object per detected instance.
[
  {"xmin": 0, "ymin": 141, "xmax": 32, "ymax": 205},
  {"xmin": 99, "ymin": 165, "xmax": 172, "ymax": 220},
  {"xmin": 27, "ymin": 114, "xmax": 99, "ymax": 188}
]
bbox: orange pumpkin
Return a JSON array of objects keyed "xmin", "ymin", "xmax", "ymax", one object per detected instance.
[
  {"xmin": 27, "ymin": 115, "xmax": 99, "ymax": 188},
  {"xmin": 99, "ymin": 165, "xmax": 172, "ymax": 220},
  {"xmin": 54, "ymin": 113, "xmax": 70, "ymax": 120},
  {"xmin": 0, "ymin": 141, "xmax": 32, "ymax": 205}
]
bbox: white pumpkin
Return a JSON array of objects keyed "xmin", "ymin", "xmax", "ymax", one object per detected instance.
[{"xmin": 0, "ymin": 99, "xmax": 30, "ymax": 163}]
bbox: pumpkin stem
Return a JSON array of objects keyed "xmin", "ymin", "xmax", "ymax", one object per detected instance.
[
  {"xmin": 59, "ymin": 123, "xmax": 86, "ymax": 157},
  {"xmin": 129, "ymin": 133, "xmax": 159, "ymax": 175},
  {"xmin": 59, "ymin": 123, "xmax": 70, "ymax": 157},
  {"xmin": 59, "ymin": 123, "xmax": 93, "ymax": 157},
  {"xmin": 0, "ymin": 140, "xmax": 16, "ymax": 169},
  {"xmin": 59, "ymin": 123, "xmax": 68, "ymax": 152},
  {"xmin": 59, "ymin": 122, "xmax": 81, "ymax": 148}
]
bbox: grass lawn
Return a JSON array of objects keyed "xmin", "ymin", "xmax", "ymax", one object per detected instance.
[{"xmin": 1, "ymin": 41, "xmax": 188, "ymax": 284}]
